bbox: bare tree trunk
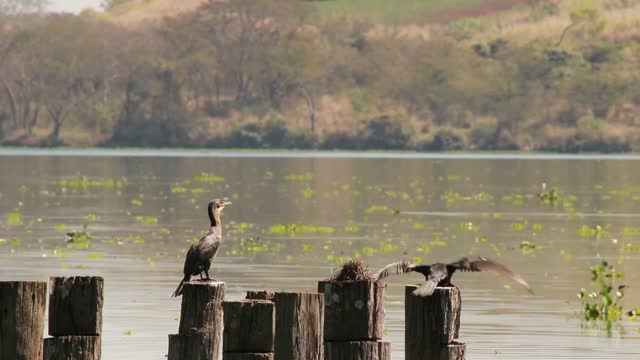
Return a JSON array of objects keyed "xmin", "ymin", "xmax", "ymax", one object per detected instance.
[
  {"xmin": 46, "ymin": 107, "xmax": 65, "ymax": 144},
  {"xmin": 214, "ymin": 75, "xmax": 221, "ymax": 107},
  {"xmin": 300, "ymin": 87, "xmax": 317, "ymax": 134},
  {"xmin": 22, "ymin": 102, "xmax": 32, "ymax": 131},
  {"xmin": 556, "ymin": 21, "xmax": 581, "ymax": 46},
  {"xmin": 1, "ymin": 78, "xmax": 18, "ymax": 128},
  {"xmin": 27, "ymin": 105, "xmax": 40, "ymax": 135}
]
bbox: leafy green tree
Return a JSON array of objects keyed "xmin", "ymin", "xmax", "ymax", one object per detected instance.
[
  {"xmin": 0, "ymin": 0, "xmax": 47, "ymax": 14},
  {"xmin": 557, "ymin": 7, "xmax": 606, "ymax": 46}
]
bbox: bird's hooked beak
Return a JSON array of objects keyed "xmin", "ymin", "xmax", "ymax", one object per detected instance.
[{"xmin": 221, "ymin": 199, "xmax": 232, "ymax": 207}]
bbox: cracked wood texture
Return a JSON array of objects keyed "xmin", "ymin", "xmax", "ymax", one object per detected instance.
[
  {"xmin": 49, "ymin": 276, "xmax": 103, "ymax": 336},
  {"xmin": 169, "ymin": 333, "xmax": 221, "ymax": 360},
  {"xmin": 169, "ymin": 281, "xmax": 225, "ymax": 360},
  {"xmin": 223, "ymin": 354, "xmax": 274, "ymax": 360},
  {"xmin": 0, "ymin": 281, "xmax": 47, "ymax": 360},
  {"xmin": 405, "ymin": 285, "xmax": 466, "ymax": 360},
  {"xmin": 246, "ymin": 291, "xmax": 323, "ymax": 360},
  {"xmin": 274, "ymin": 292, "xmax": 324, "ymax": 360},
  {"xmin": 179, "ymin": 281, "xmax": 225, "ymax": 335},
  {"xmin": 325, "ymin": 341, "xmax": 390, "ymax": 360},
  {"xmin": 44, "ymin": 336, "xmax": 101, "ymax": 360},
  {"xmin": 318, "ymin": 280, "xmax": 384, "ymax": 341},
  {"xmin": 223, "ymin": 300, "xmax": 275, "ymax": 353}
]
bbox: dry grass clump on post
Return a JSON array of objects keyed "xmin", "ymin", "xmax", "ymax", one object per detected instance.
[{"xmin": 327, "ymin": 258, "xmax": 374, "ymax": 282}]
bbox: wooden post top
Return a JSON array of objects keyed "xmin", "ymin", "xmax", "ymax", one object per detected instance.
[
  {"xmin": 318, "ymin": 279, "xmax": 385, "ymax": 342},
  {"xmin": 223, "ymin": 299, "xmax": 275, "ymax": 353},
  {"xmin": 49, "ymin": 276, "xmax": 104, "ymax": 336},
  {"xmin": 185, "ymin": 280, "xmax": 225, "ymax": 287}
]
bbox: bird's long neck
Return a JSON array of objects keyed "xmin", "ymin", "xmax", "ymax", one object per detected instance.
[{"xmin": 208, "ymin": 206, "xmax": 221, "ymax": 228}]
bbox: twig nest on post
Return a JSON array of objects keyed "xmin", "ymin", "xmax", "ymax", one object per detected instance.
[
  {"xmin": 328, "ymin": 258, "xmax": 374, "ymax": 282},
  {"xmin": 318, "ymin": 258, "xmax": 384, "ymax": 341}
]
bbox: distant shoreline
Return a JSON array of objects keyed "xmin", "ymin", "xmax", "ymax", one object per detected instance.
[{"xmin": 0, "ymin": 147, "xmax": 638, "ymax": 160}]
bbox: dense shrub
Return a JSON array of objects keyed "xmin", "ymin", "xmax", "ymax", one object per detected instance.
[
  {"xmin": 536, "ymin": 128, "xmax": 631, "ymax": 153},
  {"xmin": 223, "ymin": 119, "xmax": 316, "ymax": 149},
  {"xmin": 320, "ymin": 132, "xmax": 361, "ymax": 150},
  {"xmin": 110, "ymin": 119, "xmax": 191, "ymax": 147},
  {"xmin": 226, "ymin": 122, "xmax": 263, "ymax": 148},
  {"xmin": 360, "ymin": 115, "xmax": 413, "ymax": 150},
  {"xmin": 422, "ymin": 128, "xmax": 465, "ymax": 151}
]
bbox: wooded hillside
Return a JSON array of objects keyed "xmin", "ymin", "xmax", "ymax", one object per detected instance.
[{"xmin": 1, "ymin": 0, "xmax": 639, "ymax": 152}]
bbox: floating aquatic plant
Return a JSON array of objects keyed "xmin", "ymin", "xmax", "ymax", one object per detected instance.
[
  {"xmin": 577, "ymin": 259, "xmax": 640, "ymax": 335},
  {"xmin": 135, "ymin": 216, "xmax": 158, "ymax": 224},
  {"xmin": 520, "ymin": 240, "xmax": 541, "ymax": 255},
  {"xmin": 621, "ymin": 243, "xmax": 640, "ymax": 253},
  {"xmin": 364, "ymin": 205, "xmax": 397, "ymax": 215},
  {"xmin": 54, "ymin": 176, "xmax": 127, "ymax": 189},
  {"xmin": 192, "ymin": 172, "xmax": 224, "ymax": 183},
  {"xmin": 66, "ymin": 225, "xmax": 92, "ymax": 249},
  {"xmin": 87, "ymin": 253, "xmax": 103, "ymax": 260},
  {"xmin": 578, "ymin": 225, "xmax": 605, "ymax": 237},
  {"xmin": 268, "ymin": 224, "xmax": 335, "ymax": 236},
  {"xmin": 7, "ymin": 212, "xmax": 22, "ymax": 225},
  {"xmin": 284, "ymin": 173, "xmax": 313, "ymax": 181},
  {"xmin": 537, "ymin": 185, "xmax": 561, "ymax": 205}
]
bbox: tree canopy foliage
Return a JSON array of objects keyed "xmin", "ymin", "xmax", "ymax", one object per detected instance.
[{"xmin": 1, "ymin": 0, "xmax": 639, "ymax": 152}]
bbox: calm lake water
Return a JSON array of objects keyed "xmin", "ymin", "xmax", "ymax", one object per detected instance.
[{"xmin": 2, "ymin": 149, "xmax": 640, "ymax": 359}]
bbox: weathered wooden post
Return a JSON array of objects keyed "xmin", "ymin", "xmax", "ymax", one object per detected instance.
[
  {"xmin": 247, "ymin": 291, "xmax": 324, "ymax": 360},
  {"xmin": 168, "ymin": 281, "xmax": 225, "ymax": 360},
  {"xmin": 223, "ymin": 299, "xmax": 275, "ymax": 360},
  {"xmin": 325, "ymin": 341, "xmax": 390, "ymax": 360},
  {"xmin": 318, "ymin": 274, "xmax": 390, "ymax": 360},
  {"xmin": 44, "ymin": 276, "xmax": 104, "ymax": 360},
  {"xmin": 405, "ymin": 285, "xmax": 466, "ymax": 360},
  {"xmin": 0, "ymin": 281, "xmax": 47, "ymax": 360}
]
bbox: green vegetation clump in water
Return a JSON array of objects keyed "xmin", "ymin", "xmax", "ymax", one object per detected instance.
[
  {"xmin": 578, "ymin": 225, "xmax": 605, "ymax": 237},
  {"xmin": 269, "ymin": 224, "xmax": 335, "ymax": 236},
  {"xmin": 578, "ymin": 259, "xmax": 639, "ymax": 335},
  {"xmin": 7, "ymin": 212, "xmax": 22, "ymax": 225},
  {"xmin": 135, "ymin": 216, "xmax": 159, "ymax": 224},
  {"xmin": 192, "ymin": 172, "xmax": 224, "ymax": 184},
  {"xmin": 66, "ymin": 225, "xmax": 93, "ymax": 249},
  {"xmin": 55, "ymin": 176, "xmax": 127, "ymax": 189},
  {"xmin": 538, "ymin": 187, "xmax": 561, "ymax": 205}
]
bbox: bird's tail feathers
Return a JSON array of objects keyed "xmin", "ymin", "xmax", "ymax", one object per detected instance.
[
  {"xmin": 412, "ymin": 280, "xmax": 437, "ymax": 297},
  {"xmin": 374, "ymin": 259, "xmax": 415, "ymax": 281},
  {"xmin": 172, "ymin": 275, "xmax": 190, "ymax": 297}
]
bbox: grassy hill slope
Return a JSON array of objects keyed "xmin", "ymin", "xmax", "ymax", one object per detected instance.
[{"xmin": 105, "ymin": 0, "xmax": 528, "ymax": 26}]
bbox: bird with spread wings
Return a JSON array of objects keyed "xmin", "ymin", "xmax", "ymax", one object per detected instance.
[{"xmin": 374, "ymin": 256, "xmax": 533, "ymax": 297}]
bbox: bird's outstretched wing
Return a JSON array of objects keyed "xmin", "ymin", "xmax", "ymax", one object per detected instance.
[
  {"xmin": 373, "ymin": 259, "xmax": 416, "ymax": 281},
  {"xmin": 449, "ymin": 256, "xmax": 533, "ymax": 293}
]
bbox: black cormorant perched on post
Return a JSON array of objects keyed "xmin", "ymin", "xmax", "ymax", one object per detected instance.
[
  {"xmin": 374, "ymin": 256, "xmax": 532, "ymax": 297},
  {"xmin": 172, "ymin": 198, "xmax": 231, "ymax": 297}
]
